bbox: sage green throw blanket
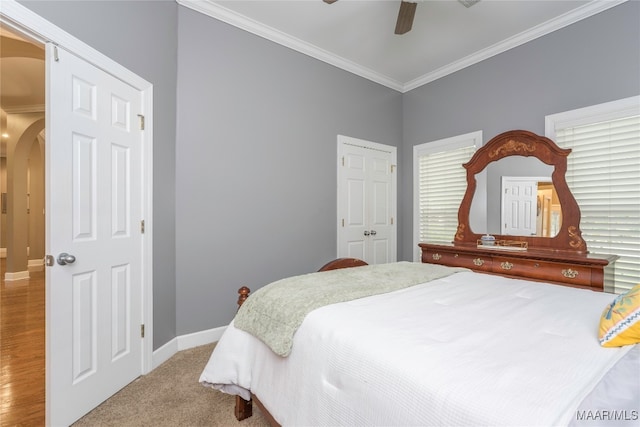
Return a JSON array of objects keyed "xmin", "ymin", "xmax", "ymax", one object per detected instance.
[{"xmin": 234, "ymin": 262, "xmax": 467, "ymax": 357}]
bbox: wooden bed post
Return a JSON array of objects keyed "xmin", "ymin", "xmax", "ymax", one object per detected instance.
[
  {"xmin": 235, "ymin": 395, "xmax": 253, "ymax": 420},
  {"xmin": 232, "ymin": 260, "xmax": 367, "ymax": 425},
  {"xmin": 235, "ymin": 286, "xmax": 253, "ymax": 421},
  {"xmin": 237, "ymin": 286, "xmax": 250, "ymax": 308}
]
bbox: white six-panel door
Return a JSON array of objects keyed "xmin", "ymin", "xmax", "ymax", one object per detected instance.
[
  {"xmin": 47, "ymin": 44, "xmax": 144, "ymax": 426},
  {"xmin": 337, "ymin": 136, "xmax": 396, "ymax": 264},
  {"xmin": 501, "ymin": 177, "xmax": 539, "ymax": 236}
]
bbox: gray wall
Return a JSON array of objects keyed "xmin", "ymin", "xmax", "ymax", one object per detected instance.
[
  {"xmin": 18, "ymin": 0, "xmax": 179, "ymax": 349},
  {"xmin": 16, "ymin": 0, "xmax": 640, "ymax": 344},
  {"xmin": 174, "ymin": 7, "xmax": 402, "ymax": 333},
  {"xmin": 400, "ymin": 1, "xmax": 640, "ymax": 261}
]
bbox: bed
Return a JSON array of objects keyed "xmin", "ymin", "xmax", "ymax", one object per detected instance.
[
  {"xmin": 200, "ymin": 130, "xmax": 639, "ymax": 425},
  {"xmin": 200, "ymin": 259, "xmax": 640, "ymax": 426}
]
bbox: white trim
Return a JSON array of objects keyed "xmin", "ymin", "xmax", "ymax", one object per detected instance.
[
  {"xmin": 414, "ymin": 130, "xmax": 483, "ymax": 156},
  {"xmin": 151, "ymin": 337, "xmax": 178, "ymax": 370},
  {"xmin": 3, "ymin": 104, "xmax": 46, "ymax": 114},
  {"xmin": 1, "ymin": 1, "xmax": 154, "ymax": 421},
  {"xmin": 151, "ymin": 326, "xmax": 227, "ymax": 369},
  {"xmin": 405, "ymin": 0, "xmax": 628, "ymax": 92},
  {"xmin": 28, "ymin": 258, "xmax": 44, "ymax": 272},
  {"xmin": 339, "ymin": 134, "xmax": 397, "ymax": 154},
  {"xmin": 412, "ymin": 131, "xmax": 483, "ymax": 261},
  {"xmin": 178, "ymin": 326, "xmax": 227, "ymax": 351},
  {"xmin": 178, "ymin": 0, "xmax": 627, "ymax": 93},
  {"xmin": 177, "ymin": 0, "xmax": 404, "ymax": 92},
  {"xmin": 545, "ymin": 95, "xmax": 640, "ymax": 139},
  {"xmin": 141, "ymin": 87, "xmax": 155, "ymax": 376},
  {"xmin": 4, "ymin": 270, "xmax": 30, "ymax": 281}
]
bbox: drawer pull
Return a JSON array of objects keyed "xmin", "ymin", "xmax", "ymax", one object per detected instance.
[
  {"xmin": 562, "ymin": 268, "xmax": 579, "ymax": 279},
  {"xmin": 454, "ymin": 254, "xmax": 459, "ymax": 258},
  {"xmin": 432, "ymin": 253, "xmax": 442, "ymax": 261},
  {"xmin": 501, "ymin": 261, "xmax": 513, "ymax": 270},
  {"xmin": 473, "ymin": 258, "xmax": 484, "ymax": 266}
]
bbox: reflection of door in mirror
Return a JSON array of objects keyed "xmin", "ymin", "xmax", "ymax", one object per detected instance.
[
  {"xmin": 501, "ymin": 177, "xmax": 561, "ymax": 237},
  {"xmin": 537, "ymin": 182, "xmax": 562, "ymax": 237}
]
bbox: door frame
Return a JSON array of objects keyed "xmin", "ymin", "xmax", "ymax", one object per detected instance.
[
  {"xmin": 337, "ymin": 135, "xmax": 397, "ymax": 263},
  {"xmin": 1, "ymin": 0, "xmax": 154, "ymax": 417}
]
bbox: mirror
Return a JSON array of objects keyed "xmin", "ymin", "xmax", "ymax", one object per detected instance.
[
  {"xmin": 455, "ymin": 130, "xmax": 587, "ymax": 253},
  {"xmin": 469, "ymin": 156, "xmax": 556, "ymax": 235}
]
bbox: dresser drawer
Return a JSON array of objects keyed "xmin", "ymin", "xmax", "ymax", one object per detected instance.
[
  {"xmin": 426, "ymin": 250, "xmax": 492, "ymax": 272},
  {"xmin": 491, "ymin": 256, "xmax": 592, "ymax": 286}
]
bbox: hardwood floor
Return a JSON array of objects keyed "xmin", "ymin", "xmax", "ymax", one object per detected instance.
[{"xmin": 0, "ymin": 259, "xmax": 46, "ymax": 426}]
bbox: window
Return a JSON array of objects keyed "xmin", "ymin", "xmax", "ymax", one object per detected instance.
[
  {"xmin": 546, "ymin": 96, "xmax": 640, "ymax": 293},
  {"xmin": 413, "ymin": 131, "xmax": 482, "ymax": 260}
]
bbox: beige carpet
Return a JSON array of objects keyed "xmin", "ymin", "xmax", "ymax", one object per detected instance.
[{"xmin": 72, "ymin": 343, "xmax": 270, "ymax": 427}]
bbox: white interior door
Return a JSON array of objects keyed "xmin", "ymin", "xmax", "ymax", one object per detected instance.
[
  {"xmin": 47, "ymin": 44, "xmax": 144, "ymax": 426},
  {"xmin": 501, "ymin": 177, "xmax": 538, "ymax": 236},
  {"xmin": 337, "ymin": 136, "xmax": 396, "ymax": 264}
]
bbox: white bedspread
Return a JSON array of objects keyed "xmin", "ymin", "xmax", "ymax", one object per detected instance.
[{"xmin": 200, "ymin": 271, "xmax": 635, "ymax": 426}]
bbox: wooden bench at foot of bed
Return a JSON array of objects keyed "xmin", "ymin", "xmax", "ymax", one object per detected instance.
[{"xmin": 233, "ymin": 257, "xmax": 368, "ymax": 425}]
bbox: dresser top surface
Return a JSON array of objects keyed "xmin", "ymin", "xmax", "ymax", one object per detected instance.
[{"xmin": 419, "ymin": 242, "xmax": 618, "ymax": 266}]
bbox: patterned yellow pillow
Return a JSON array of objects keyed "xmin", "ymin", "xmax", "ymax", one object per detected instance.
[{"xmin": 599, "ymin": 284, "xmax": 640, "ymax": 347}]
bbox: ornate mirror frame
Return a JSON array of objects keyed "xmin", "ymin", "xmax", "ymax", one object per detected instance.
[{"xmin": 455, "ymin": 130, "xmax": 587, "ymax": 253}]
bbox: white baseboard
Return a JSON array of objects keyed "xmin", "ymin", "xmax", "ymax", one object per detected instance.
[
  {"xmin": 28, "ymin": 259, "xmax": 44, "ymax": 272},
  {"xmin": 151, "ymin": 325, "xmax": 227, "ymax": 370},
  {"xmin": 4, "ymin": 270, "xmax": 30, "ymax": 281},
  {"xmin": 177, "ymin": 325, "xmax": 227, "ymax": 351},
  {"xmin": 152, "ymin": 337, "xmax": 178, "ymax": 370}
]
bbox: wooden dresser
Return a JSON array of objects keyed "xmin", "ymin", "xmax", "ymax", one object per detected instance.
[
  {"xmin": 418, "ymin": 130, "xmax": 619, "ymax": 293},
  {"xmin": 419, "ymin": 243, "xmax": 617, "ymax": 292}
]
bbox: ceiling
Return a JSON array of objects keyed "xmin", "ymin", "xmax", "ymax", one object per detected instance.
[
  {"xmin": 0, "ymin": 25, "xmax": 45, "ymax": 112},
  {"xmin": 0, "ymin": 24, "xmax": 45, "ymax": 157},
  {"xmin": 179, "ymin": 0, "xmax": 625, "ymax": 92}
]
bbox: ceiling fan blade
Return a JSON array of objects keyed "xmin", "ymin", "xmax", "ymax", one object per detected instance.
[{"xmin": 395, "ymin": 1, "xmax": 417, "ymax": 35}]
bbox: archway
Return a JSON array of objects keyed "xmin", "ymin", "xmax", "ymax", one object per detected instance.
[{"xmin": 5, "ymin": 114, "xmax": 45, "ymax": 280}]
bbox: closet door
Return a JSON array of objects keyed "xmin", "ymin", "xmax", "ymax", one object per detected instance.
[
  {"xmin": 47, "ymin": 43, "xmax": 145, "ymax": 426},
  {"xmin": 337, "ymin": 136, "xmax": 396, "ymax": 264}
]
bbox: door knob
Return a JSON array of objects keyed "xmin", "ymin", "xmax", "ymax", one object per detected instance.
[
  {"xmin": 364, "ymin": 231, "xmax": 370, "ymax": 236},
  {"xmin": 370, "ymin": 230, "xmax": 377, "ymax": 236},
  {"xmin": 57, "ymin": 253, "xmax": 76, "ymax": 266}
]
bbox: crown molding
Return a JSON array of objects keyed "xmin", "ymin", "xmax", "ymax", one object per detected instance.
[
  {"xmin": 178, "ymin": 0, "xmax": 627, "ymax": 94},
  {"xmin": 404, "ymin": 0, "xmax": 628, "ymax": 92},
  {"xmin": 176, "ymin": 0, "xmax": 404, "ymax": 92}
]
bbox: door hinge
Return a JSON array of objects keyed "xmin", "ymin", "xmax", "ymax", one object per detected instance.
[
  {"xmin": 391, "ymin": 217, "xmax": 394, "ymax": 225},
  {"xmin": 341, "ymin": 156, "xmax": 344, "ymax": 166},
  {"xmin": 141, "ymin": 324, "xmax": 145, "ymax": 338},
  {"xmin": 141, "ymin": 220, "xmax": 145, "ymax": 234},
  {"xmin": 341, "ymin": 218, "xmax": 345, "ymax": 227},
  {"xmin": 138, "ymin": 114, "xmax": 145, "ymax": 130},
  {"xmin": 53, "ymin": 46, "xmax": 60, "ymax": 62},
  {"xmin": 391, "ymin": 165, "xmax": 396, "ymax": 173}
]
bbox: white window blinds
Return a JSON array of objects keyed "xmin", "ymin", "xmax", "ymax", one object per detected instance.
[
  {"xmin": 414, "ymin": 133, "xmax": 479, "ymax": 247},
  {"xmin": 553, "ymin": 113, "xmax": 640, "ymax": 293}
]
